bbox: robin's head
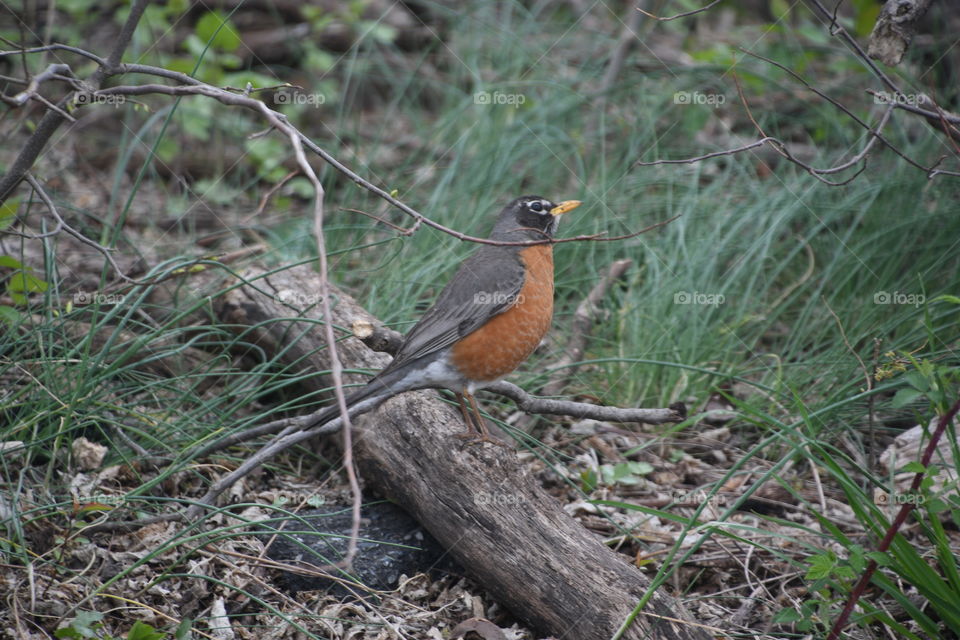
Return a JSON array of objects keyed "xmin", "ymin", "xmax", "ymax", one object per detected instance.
[{"xmin": 490, "ymin": 195, "xmax": 582, "ymax": 241}]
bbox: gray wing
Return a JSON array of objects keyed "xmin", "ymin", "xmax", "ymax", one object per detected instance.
[{"xmin": 384, "ymin": 245, "xmax": 525, "ymax": 372}]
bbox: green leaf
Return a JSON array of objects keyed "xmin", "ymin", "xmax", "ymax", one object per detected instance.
[
  {"xmin": 904, "ymin": 370, "xmax": 929, "ymax": 391},
  {"xmin": 891, "ymin": 387, "xmax": 924, "ymax": 408},
  {"xmin": 0, "ymin": 255, "xmax": 24, "ymax": 269},
  {"xmin": 56, "ymin": 611, "xmax": 105, "ymax": 638},
  {"xmin": 772, "ymin": 607, "xmax": 802, "ymax": 623},
  {"xmin": 770, "ymin": 0, "xmax": 792, "ymax": 19},
  {"xmin": 902, "ymin": 461, "xmax": 927, "ymax": 474},
  {"xmin": 627, "ymin": 461, "xmax": 654, "ymax": 475},
  {"xmin": 0, "ymin": 305, "xmax": 21, "ymax": 325},
  {"xmin": 195, "ymin": 11, "xmax": 241, "ymax": 51},
  {"xmin": 834, "ymin": 565, "xmax": 856, "ymax": 580},
  {"xmin": 166, "ymin": 0, "xmax": 189, "ymax": 15},
  {"xmin": 127, "ymin": 620, "xmax": 165, "ymax": 640},
  {"xmin": 915, "ymin": 359, "xmax": 936, "ymax": 380},
  {"xmin": 193, "ymin": 179, "xmax": 238, "ymax": 206},
  {"xmin": 805, "ymin": 552, "xmax": 836, "ymax": 580},
  {"xmin": 0, "ymin": 196, "xmax": 20, "ymax": 230},
  {"xmin": 7, "ymin": 270, "xmax": 48, "ymax": 294},
  {"xmin": 7, "ymin": 269, "xmax": 48, "ymax": 304},
  {"xmin": 305, "ymin": 47, "xmax": 336, "ymax": 73},
  {"xmin": 931, "ymin": 294, "xmax": 960, "ymax": 305},
  {"xmin": 173, "ymin": 618, "xmax": 194, "ymax": 640},
  {"xmin": 286, "ymin": 177, "xmax": 316, "ymax": 200},
  {"xmin": 580, "ymin": 469, "xmax": 597, "ymax": 493}
]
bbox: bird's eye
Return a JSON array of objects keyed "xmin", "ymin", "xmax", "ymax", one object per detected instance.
[{"xmin": 529, "ymin": 201, "xmax": 543, "ymax": 212}]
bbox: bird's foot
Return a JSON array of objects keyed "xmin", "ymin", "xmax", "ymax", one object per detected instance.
[
  {"xmin": 454, "ymin": 430, "xmax": 507, "ymax": 447},
  {"xmin": 454, "ymin": 425, "xmax": 507, "ymax": 447}
]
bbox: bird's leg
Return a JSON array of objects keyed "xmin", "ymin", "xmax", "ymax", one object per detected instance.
[
  {"xmin": 454, "ymin": 392, "xmax": 480, "ymax": 437},
  {"xmin": 452, "ymin": 390, "xmax": 504, "ymax": 446},
  {"xmin": 466, "ymin": 391, "xmax": 493, "ymax": 440}
]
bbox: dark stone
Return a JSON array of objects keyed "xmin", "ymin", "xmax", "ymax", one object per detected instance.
[{"xmin": 260, "ymin": 501, "xmax": 460, "ymax": 595}]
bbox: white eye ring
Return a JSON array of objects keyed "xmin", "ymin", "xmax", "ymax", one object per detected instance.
[{"xmin": 529, "ymin": 201, "xmax": 544, "ymax": 212}]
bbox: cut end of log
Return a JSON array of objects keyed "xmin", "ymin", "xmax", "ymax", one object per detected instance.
[{"xmin": 352, "ymin": 320, "xmax": 374, "ymax": 339}]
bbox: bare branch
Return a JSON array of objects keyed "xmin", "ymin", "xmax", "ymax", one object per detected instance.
[
  {"xmin": 24, "ymin": 174, "xmax": 141, "ymax": 281},
  {"xmin": 737, "ymin": 48, "xmax": 957, "ymax": 177},
  {"xmin": 293, "ymin": 104, "xmax": 362, "ymax": 570},
  {"xmin": 636, "ymin": 137, "xmax": 779, "ymax": 166},
  {"xmin": 638, "ymin": 47, "xmax": 960, "ymax": 182},
  {"xmin": 0, "ymin": 44, "xmax": 106, "ymax": 65},
  {"xmin": 339, "ymin": 207, "xmax": 418, "ymax": 235},
  {"xmin": 9, "ymin": 63, "xmax": 74, "ymax": 106},
  {"xmin": 0, "ymin": 0, "xmax": 150, "ymax": 203},
  {"xmin": 637, "ymin": 0, "xmax": 724, "ymax": 21},
  {"xmin": 183, "ymin": 381, "xmax": 686, "ymax": 517},
  {"xmin": 485, "ymin": 381, "xmax": 686, "ymax": 424},
  {"xmin": 804, "ymin": 0, "xmax": 901, "ymax": 94}
]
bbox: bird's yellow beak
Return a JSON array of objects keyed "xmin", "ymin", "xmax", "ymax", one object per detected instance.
[{"xmin": 549, "ymin": 200, "xmax": 581, "ymax": 216}]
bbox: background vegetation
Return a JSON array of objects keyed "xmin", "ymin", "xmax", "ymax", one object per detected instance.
[{"xmin": 1, "ymin": 1, "xmax": 959, "ymax": 638}]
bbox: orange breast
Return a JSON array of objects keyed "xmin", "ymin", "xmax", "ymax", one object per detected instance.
[{"xmin": 450, "ymin": 246, "xmax": 554, "ymax": 382}]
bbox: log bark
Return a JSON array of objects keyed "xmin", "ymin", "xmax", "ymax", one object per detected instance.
[
  {"xmin": 216, "ymin": 263, "xmax": 711, "ymax": 640},
  {"xmin": 868, "ymin": 0, "xmax": 934, "ymax": 66}
]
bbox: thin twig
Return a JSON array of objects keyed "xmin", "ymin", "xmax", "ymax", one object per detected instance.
[
  {"xmin": 3, "ymin": 44, "xmax": 682, "ymax": 247},
  {"xmin": 340, "ymin": 207, "xmax": 416, "ymax": 235},
  {"xmin": 295, "ymin": 119, "xmax": 362, "ymax": 571},
  {"xmin": 0, "ymin": 44, "xmax": 106, "ymax": 65},
  {"xmin": 24, "ymin": 174, "xmax": 143, "ymax": 283},
  {"xmin": 739, "ymin": 49, "xmax": 951, "ymax": 177},
  {"xmin": 636, "ymin": 137, "xmax": 780, "ymax": 166},
  {"xmin": 244, "ymin": 170, "xmax": 300, "ymax": 222},
  {"xmin": 637, "ymin": 0, "xmax": 724, "ymax": 21},
  {"xmin": 9, "ymin": 62, "xmax": 75, "ymax": 106}
]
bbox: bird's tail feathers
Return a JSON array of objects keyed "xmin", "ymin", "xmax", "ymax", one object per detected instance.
[{"xmin": 306, "ymin": 367, "xmax": 410, "ymax": 429}]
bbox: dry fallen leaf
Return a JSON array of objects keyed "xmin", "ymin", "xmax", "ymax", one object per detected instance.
[
  {"xmin": 71, "ymin": 436, "xmax": 107, "ymax": 470},
  {"xmin": 450, "ymin": 617, "xmax": 508, "ymax": 640}
]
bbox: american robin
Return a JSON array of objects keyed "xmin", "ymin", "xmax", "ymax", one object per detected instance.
[{"xmin": 311, "ymin": 195, "xmax": 581, "ymax": 441}]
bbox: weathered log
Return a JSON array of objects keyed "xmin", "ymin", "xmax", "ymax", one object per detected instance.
[
  {"xmin": 216, "ymin": 263, "xmax": 711, "ymax": 640},
  {"xmin": 868, "ymin": 0, "xmax": 934, "ymax": 66}
]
